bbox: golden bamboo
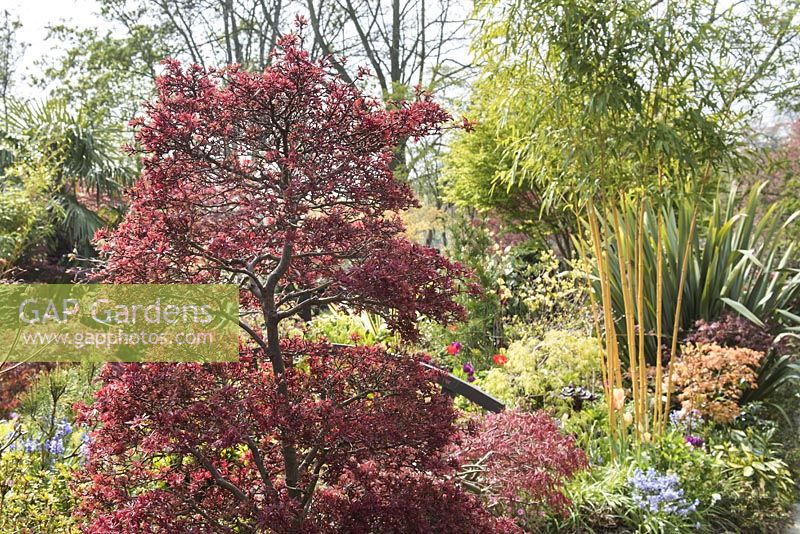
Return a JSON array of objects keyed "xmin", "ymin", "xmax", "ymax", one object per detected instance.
[
  {"xmin": 578, "ymin": 207, "xmax": 614, "ymax": 444},
  {"xmin": 653, "ymin": 211, "xmax": 664, "ymax": 428},
  {"xmin": 611, "ymin": 200, "xmax": 640, "ymax": 439},
  {"xmin": 663, "ymin": 206, "xmax": 698, "ymax": 431},
  {"xmin": 588, "ymin": 204, "xmax": 619, "ymax": 437},
  {"xmin": 636, "ymin": 203, "xmax": 647, "ymax": 435}
]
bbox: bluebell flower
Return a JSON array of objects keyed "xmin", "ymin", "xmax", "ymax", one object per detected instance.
[
  {"xmin": 45, "ymin": 437, "xmax": 65, "ymax": 456},
  {"xmin": 669, "ymin": 409, "xmax": 704, "ymax": 432},
  {"xmin": 54, "ymin": 418, "xmax": 72, "ymax": 439},
  {"xmin": 628, "ymin": 468, "xmax": 698, "ymax": 517},
  {"xmin": 669, "ymin": 410, "xmax": 682, "ymax": 427},
  {"xmin": 79, "ymin": 432, "xmax": 92, "ymax": 462},
  {"xmin": 22, "ymin": 438, "xmax": 38, "ymax": 454}
]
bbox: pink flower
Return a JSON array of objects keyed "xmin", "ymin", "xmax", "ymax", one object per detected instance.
[{"xmin": 612, "ymin": 388, "xmax": 626, "ymax": 411}]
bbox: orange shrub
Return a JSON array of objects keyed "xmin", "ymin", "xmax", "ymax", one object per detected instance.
[{"xmin": 672, "ymin": 343, "xmax": 763, "ymax": 424}]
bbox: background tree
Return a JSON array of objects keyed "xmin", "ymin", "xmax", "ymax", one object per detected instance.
[
  {"xmin": 40, "ymin": 0, "xmax": 289, "ymax": 122},
  {"xmin": 754, "ymin": 118, "xmax": 800, "ymax": 247},
  {"xmin": 42, "ymin": 0, "xmax": 473, "ymax": 247},
  {"xmin": 304, "ymin": 0, "xmax": 471, "ymax": 180},
  {"xmin": 0, "ymin": 10, "xmax": 26, "ymax": 117},
  {"xmin": 443, "ymin": 75, "xmax": 577, "ymax": 258},
  {"xmin": 96, "ymin": 0, "xmax": 288, "ymax": 68},
  {"xmin": 40, "ymin": 24, "xmax": 168, "ymax": 123},
  {"xmin": 304, "ymin": 0, "xmax": 472, "ymax": 246}
]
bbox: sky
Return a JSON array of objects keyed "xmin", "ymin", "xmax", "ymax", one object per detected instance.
[{"xmin": 4, "ymin": 0, "xmax": 108, "ymax": 98}]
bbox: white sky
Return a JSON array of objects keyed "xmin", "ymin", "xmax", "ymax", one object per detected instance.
[{"xmin": 3, "ymin": 0, "xmax": 108, "ymax": 98}]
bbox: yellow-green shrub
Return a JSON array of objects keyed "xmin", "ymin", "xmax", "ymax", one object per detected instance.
[
  {"xmin": 479, "ymin": 329, "xmax": 602, "ymax": 409},
  {"xmin": 297, "ymin": 307, "xmax": 399, "ymax": 347},
  {"xmin": 0, "ymin": 162, "xmax": 56, "ymax": 269},
  {"xmin": 0, "ymin": 420, "xmax": 79, "ymax": 533}
]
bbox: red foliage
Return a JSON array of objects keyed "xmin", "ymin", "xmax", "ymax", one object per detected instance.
[
  {"xmin": 95, "ymin": 33, "xmax": 468, "ymax": 340},
  {"xmin": 454, "ymin": 410, "xmax": 587, "ymax": 521},
  {"xmin": 75, "ymin": 341, "xmax": 516, "ymax": 532},
  {"xmin": 312, "ymin": 468, "xmax": 523, "ymax": 533},
  {"xmin": 76, "ymin": 34, "xmax": 505, "ymax": 532},
  {"xmin": 0, "ymin": 364, "xmax": 49, "ymax": 416},
  {"xmin": 685, "ymin": 312, "xmax": 775, "ymax": 353}
]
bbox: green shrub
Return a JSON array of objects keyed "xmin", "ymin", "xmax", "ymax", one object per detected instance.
[
  {"xmin": 0, "ymin": 446, "xmax": 79, "ymax": 533},
  {"xmin": 742, "ymin": 350, "xmax": 800, "ymax": 405},
  {"xmin": 0, "ymin": 365, "xmax": 95, "ymax": 532},
  {"xmin": 418, "ymin": 236, "xmax": 592, "ymax": 370},
  {"xmin": 0, "ymin": 162, "xmax": 57, "ymax": 269},
  {"xmin": 1, "ymin": 98, "xmax": 136, "ymax": 258},
  {"xmin": 548, "ymin": 431, "xmax": 730, "ymax": 533},
  {"xmin": 711, "ymin": 427, "xmax": 796, "ymax": 532},
  {"xmin": 16, "ymin": 365, "xmax": 97, "ymax": 446},
  {"xmin": 550, "ymin": 450, "xmax": 712, "ymax": 533},
  {"xmin": 551, "ymin": 404, "xmax": 797, "ymax": 533},
  {"xmin": 299, "ymin": 308, "xmax": 397, "ymax": 346},
  {"xmin": 548, "ymin": 460, "xmax": 636, "ymax": 533},
  {"xmin": 478, "ymin": 329, "xmax": 602, "ymax": 410}
]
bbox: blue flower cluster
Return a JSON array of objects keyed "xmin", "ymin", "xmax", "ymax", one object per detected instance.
[
  {"xmin": 21, "ymin": 436, "xmax": 37, "ymax": 453},
  {"xmin": 629, "ymin": 468, "xmax": 699, "ymax": 516},
  {"xmin": 8, "ymin": 418, "xmax": 73, "ymax": 458},
  {"xmin": 669, "ymin": 409, "xmax": 704, "ymax": 432},
  {"xmin": 4, "ymin": 428, "xmax": 37, "ymax": 454},
  {"xmin": 44, "ymin": 418, "xmax": 73, "ymax": 457},
  {"xmin": 79, "ymin": 432, "xmax": 91, "ymax": 462}
]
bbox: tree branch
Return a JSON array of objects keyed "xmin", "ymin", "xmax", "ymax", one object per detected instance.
[{"xmin": 188, "ymin": 446, "xmax": 249, "ymax": 503}]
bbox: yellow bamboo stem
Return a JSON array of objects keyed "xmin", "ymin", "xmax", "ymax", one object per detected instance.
[
  {"xmin": 579, "ymin": 227, "xmax": 609, "ymax": 399},
  {"xmin": 663, "ymin": 206, "xmax": 699, "ymax": 431},
  {"xmin": 653, "ymin": 211, "xmax": 664, "ymax": 429},
  {"xmin": 612, "ymin": 200, "xmax": 640, "ymax": 438},
  {"xmin": 588, "ymin": 205, "xmax": 618, "ymax": 439},
  {"xmin": 580, "ymin": 219, "xmax": 613, "ymax": 445},
  {"xmin": 588, "ymin": 282, "xmax": 609, "ymax": 399},
  {"xmin": 636, "ymin": 202, "xmax": 647, "ymax": 435}
]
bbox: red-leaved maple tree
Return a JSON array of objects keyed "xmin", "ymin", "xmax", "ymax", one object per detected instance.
[
  {"xmin": 77, "ymin": 344, "xmax": 522, "ymax": 532},
  {"xmin": 76, "ymin": 30, "xmax": 521, "ymax": 532},
  {"xmin": 455, "ymin": 410, "xmax": 588, "ymax": 525}
]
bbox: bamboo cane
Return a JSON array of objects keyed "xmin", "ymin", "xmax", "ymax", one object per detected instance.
[
  {"xmin": 636, "ymin": 202, "xmax": 647, "ymax": 435},
  {"xmin": 578, "ymin": 206, "xmax": 613, "ymax": 445},
  {"xmin": 612, "ymin": 200, "xmax": 640, "ymax": 438},
  {"xmin": 663, "ymin": 205, "xmax": 699, "ymax": 431},
  {"xmin": 653, "ymin": 210, "xmax": 664, "ymax": 429},
  {"xmin": 588, "ymin": 204, "xmax": 618, "ymax": 438}
]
